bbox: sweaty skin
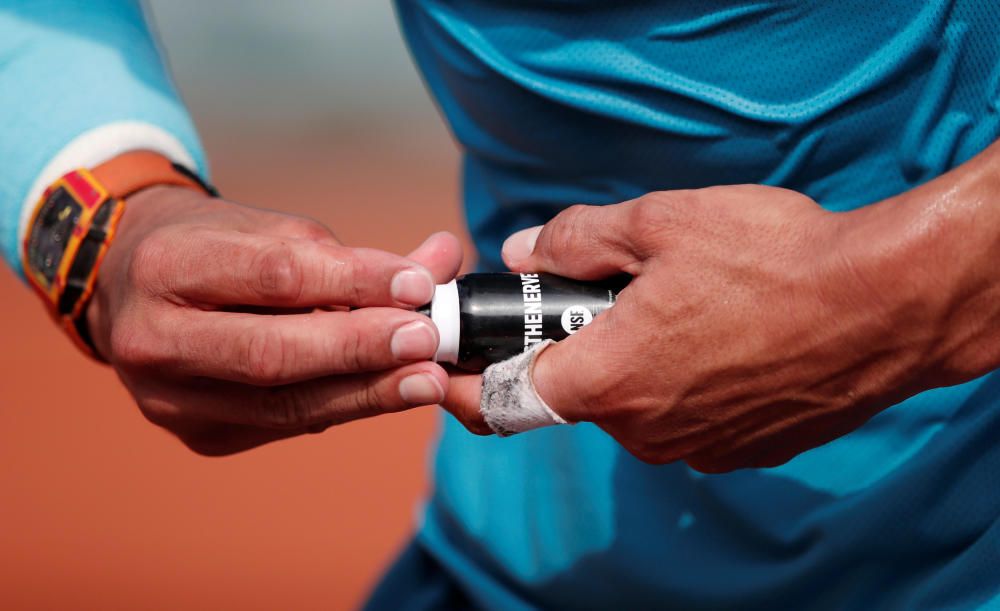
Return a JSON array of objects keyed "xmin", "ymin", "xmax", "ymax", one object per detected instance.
[
  {"xmin": 444, "ymin": 139, "xmax": 1000, "ymax": 473},
  {"xmin": 85, "ymin": 184, "xmax": 463, "ymax": 455}
]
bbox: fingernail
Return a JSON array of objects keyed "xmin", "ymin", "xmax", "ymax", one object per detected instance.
[
  {"xmin": 391, "ymin": 320, "xmax": 438, "ymax": 360},
  {"xmin": 502, "ymin": 225, "xmax": 542, "ymax": 265},
  {"xmin": 391, "ymin": 268, "xmax": 435, "ymax": 305},
  {"xmin": 399, "ymin": 373, "xmax": 445, "ymax": 405}
]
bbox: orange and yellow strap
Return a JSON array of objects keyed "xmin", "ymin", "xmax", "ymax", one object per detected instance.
[{"xmin": 23, "ymin": 169, "xmax": 126, "ymax": 358}]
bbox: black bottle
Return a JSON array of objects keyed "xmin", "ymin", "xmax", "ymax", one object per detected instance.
[{"xmin": 419, "ymin": 273, "xmax": 622, "ymax": 372}]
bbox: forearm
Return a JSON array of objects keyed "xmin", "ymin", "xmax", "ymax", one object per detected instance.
[
  {"xmin": 851, "ymin": 139, "xmax": 1000, "ymax": 392},
  {"xmin": 0, "ymin": 1, "xmax": 205, "ymax": 278}
]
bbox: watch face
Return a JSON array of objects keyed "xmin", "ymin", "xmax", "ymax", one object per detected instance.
[{"xmin": 27, "ymin": 187, "xmax": 82, "ymax": 289}]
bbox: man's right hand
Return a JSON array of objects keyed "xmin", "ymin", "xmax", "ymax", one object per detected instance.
[{"xmin": 84, "ymin": 185, "xmax": 462, "ymax": 455}]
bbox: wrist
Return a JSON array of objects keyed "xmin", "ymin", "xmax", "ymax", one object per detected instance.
[
  {"xmin": 840, "ymin": 142, "xmax": 1000, "ymax": 389},
  {"xmin": 23, "ymin": 152, "xmax": 216, "ymax": 361}
]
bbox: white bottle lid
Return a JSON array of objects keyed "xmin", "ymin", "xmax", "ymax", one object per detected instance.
[{"xmin": 429, "ymin": 279, "xmax": 460, "ymax": 365}]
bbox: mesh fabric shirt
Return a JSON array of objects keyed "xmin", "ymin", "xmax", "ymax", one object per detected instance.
[{"xmin": 395, "ymin": 1, "xmax": 1000, "ymax": 608}]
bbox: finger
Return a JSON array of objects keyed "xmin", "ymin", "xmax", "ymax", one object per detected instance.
[
  {"xmin": 166, "ymin": 419, "xmax": 309, "ymax": 456},
  {"xmin": 442, "ymin": 296, "xmax": 634, "ymax": 430},
  {"xmin": 443, "ymin": 299, "xmax": 631, "ymax": 435},
  {"xmin": 406, "ymin": 231, "xmax": 464, "ymax": 284},
  {"xmin": 528, "ymin": 298, "xmax": 638, "ymax": 423},
  {"xmin": 441, "ymin": 370, "xmax": 492, "ymax": 435},
  {"xmin": 178, "ymin": 361, "xmax": 449, "ymax": 429},
  {"xmin": 127, "ymin": 380, "xmax": 315, "ymax": 454},
  {"xmin": 158, "ymin": 228, "xmax": 435, "ymax": 307},
  {"xmin": 501, "ymin": 201, "xmax": 648, "ymax": 279},
  {"xmin": 168, "ymin": 308, "xmax": 440, "ymax": 385}
]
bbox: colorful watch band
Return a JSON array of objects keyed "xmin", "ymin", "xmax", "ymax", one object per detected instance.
[{"xmin": 22, "ymin": 150, "xmax": 215, "ymax": 360}]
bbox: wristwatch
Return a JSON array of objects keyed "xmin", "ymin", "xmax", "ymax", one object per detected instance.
[{"xmin": 22, "ymin": 150, "xmax": 217, "ymax": 359}]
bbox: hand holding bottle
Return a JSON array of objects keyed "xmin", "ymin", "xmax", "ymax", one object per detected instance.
[{"xmin": 443, "ymin": 184, "xmax": 955, "ymax": 471}]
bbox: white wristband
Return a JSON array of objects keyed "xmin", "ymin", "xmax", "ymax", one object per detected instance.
[
  {"xmin": 17, "ymin": 121, "xmax": 198, "ymax": 271},
  {"xmin": 479, "ymin": 339, "xmax": 569, "ymax": 436}
]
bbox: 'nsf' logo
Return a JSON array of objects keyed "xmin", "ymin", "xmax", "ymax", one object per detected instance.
[{"xmin": 560, "ymin": 305, "xmax": 593, "ymax": 334}]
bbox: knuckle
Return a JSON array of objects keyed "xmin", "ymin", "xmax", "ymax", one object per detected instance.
[
  {"xmin": 646, "ymin": 188, "xmax": 700, "ymax": 210},
  {"xmin": 687, "ymin": 456, "xmax": 733, "ymax": 474},
  {"xmin": 626, "ymin": 193, "xmax": 681, "ymax": 240},
  {"xmin": 363, "ymin": 382, "xmax": 387, "ymax": 412},
  {"xmin": 176, "ymin": 428, "xmax": 236, "ymax": 457},
  {"xmin": 326, "ymin": 317, "xmax": 366, "ymax": 372},
  {"xmin": 255, "ymin": 387, "xmax": 313, "ymax": 428},
  {"xmin": 178, "ymin": 436, "xmax": 228, "ymax": 457},
  {"xmin": 242, "ymin": 328, "xmax": 291, "ymax": 385},
  {"xmin": 251, "ymin": 243, "xmax": 305, "ymax": 302},
  {"xmin": 543, "ymin": 204, "xmax": 590, "ymax": 257},
  {"xmin": 128, "ymin": 230, "xmax": 174, "ymax": 292},
  {"xmin": 138, "ymin": 402, "xmax": 175, "ymax": 429},
  {"xmin": 336, "ymin": 250, "xmax": 365, "ymax": 304},
  {"xmin": 628, "ymin": 442, "xmax": 668, "ymax": 466},
  {"xmin": 109, "ymin": 323, "xmax": 162, "ymax": 368},
  {"xmin": 346, "ymin": 380, "xmax": 388, "ymax": 419},
  {"xmin": 132, "ymin": 392, "xmax": 183, "ymax": 429},
  {"xmin": 306, "ymin": 420, "xmax": 336, "ymax": 435},
  {"xmin": 311, "ymin": 244, "xmax": 362, "ymax": 304},
  {"xmin": 342, "ymin": 324, "xmax": 367, "ymax": 371},
  {"xmin": 559, "ymin": 203, "xmax": 591, "ymax": 224},
  {"xmin": 290, "ymin": 218, "xmax": 334, "ymax": 242},
  {"xmin": 748, "ymin": 447, "xmax": 797, "ymax": 470},
  {"xmin": 459, "ymin": 417, "xmax": 493, "ymax": 436}
]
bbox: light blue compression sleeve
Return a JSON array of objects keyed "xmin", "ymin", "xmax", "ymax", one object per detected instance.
[{"xmin": 0, "ymin": 1, "xmax": 206, "ymax": 278}]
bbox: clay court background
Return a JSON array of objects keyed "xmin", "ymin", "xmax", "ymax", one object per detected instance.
[{"xmin": 0, "ymin": 3, "xmax": 468, "ymax": 609}]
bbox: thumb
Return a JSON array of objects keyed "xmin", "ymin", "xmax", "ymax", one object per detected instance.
[
  {"xmin": 502, "ymin": 201, "xmax": 647, "ymax": 279},
  {"xmin": 407, "ymin": 231, "xmax": 464, "ymax": 284}
]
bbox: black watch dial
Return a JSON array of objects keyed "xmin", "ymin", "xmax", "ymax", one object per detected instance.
[{"xmin": 26, "ymin": 186, "xmax": 82, "ymax": 289}]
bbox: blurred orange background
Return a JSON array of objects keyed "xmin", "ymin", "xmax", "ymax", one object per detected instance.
[{"xmin": 0, "ymin": 4, "xmax": 467, "ymax": 609}]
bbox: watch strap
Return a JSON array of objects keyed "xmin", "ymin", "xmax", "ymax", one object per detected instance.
[
  {"xmin": 22, "ymin": 150, "xmax": 216, "ymax": 360},
  {"xmin": 91, "ymin": 149, "xmax": 216, "ymax": 199}
]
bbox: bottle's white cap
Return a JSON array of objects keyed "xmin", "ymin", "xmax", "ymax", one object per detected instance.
[{"xmin": 430, "ymin": 279, "xmax": 460, "ymax": 365}]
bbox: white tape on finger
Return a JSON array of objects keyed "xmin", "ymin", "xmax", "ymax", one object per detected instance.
[{"xmin": 479, "ymin": 339, "xmax": 570, "ymax": 436}]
